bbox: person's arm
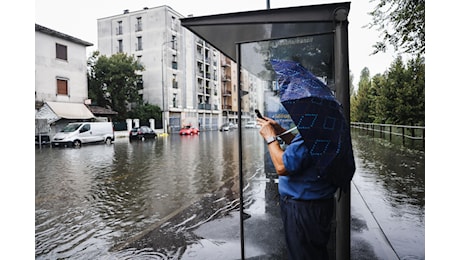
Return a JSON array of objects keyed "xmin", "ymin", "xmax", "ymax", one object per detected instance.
[
  {"xmin": 266, "ymin": 141, "xmax": 288, "ymax": 175},
  {"xmin": 257, "ymin": 117, "xmax": 295, "ymax": 144},
  {"xmin": 257, "ymin": 118, "xmax": 289, "ymax": 176}
]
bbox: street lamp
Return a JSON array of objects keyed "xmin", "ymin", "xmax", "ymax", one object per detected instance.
[{"xmin": 161, "ymin": 39, "xmax": 177, "ymax": 134}]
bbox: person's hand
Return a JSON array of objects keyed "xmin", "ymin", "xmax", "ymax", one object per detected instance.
[
  {"xmin": 257, "ymin": 117, "xmax": 286, "ymax": 135},
  {"xmin": 257, "ymin": 117, "xmax": 277, "ymax": 139}
]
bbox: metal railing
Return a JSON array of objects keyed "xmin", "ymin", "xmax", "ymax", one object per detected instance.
[{"xmin": 351, "ymin": 122, "xmax": 425, "ymax": 146}]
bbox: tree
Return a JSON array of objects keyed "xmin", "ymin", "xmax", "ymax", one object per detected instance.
[
  {"xmin": 128, "ymin": 103, "xmax": 162, "ymax": 127},
  {"xmin": 370, "ymin": 73, "xmax": 388, "ymax": 123},
  {"xmin": 87, "ymin": 51, "xmax": 144, "ymax": 120},
  {"xmin": 349, "ymin": 72, "xmax": 355, "ymax": 96},
  {"xmin": 367, "ymin": 0, "xmax": 425, "ymax": 56},
  {"xmin": 350, "ymin": 67, "xmax": 374, "ymax": 122},
  {"xmin": 378, "ymin": 56, "xmax": 407, "ymax": 124},
  {"xmin": 351, "ymin": 56, "xmax": 425, "ymax": 126},
  {"xmin": 395, "ymin": 56, "xmax": 425, "ymax": 125}
]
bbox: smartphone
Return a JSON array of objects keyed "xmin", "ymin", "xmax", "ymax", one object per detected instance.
[{"xmin": 255, "ymin": 109, "xmax": 267, "ymax": 120}]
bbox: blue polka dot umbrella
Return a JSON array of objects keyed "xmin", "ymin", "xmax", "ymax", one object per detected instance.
[{"xmin": 271, "ymin": 59, "xmax": 355, "ymax": 191}]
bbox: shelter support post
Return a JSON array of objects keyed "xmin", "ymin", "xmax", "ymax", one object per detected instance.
[
  {"xmin": 236, "ymin": 44, "xmax": 245, "ymax": 260},
  {"xmin": 334, "ymin": 9, "xmax": 351, "ymax": 260}
]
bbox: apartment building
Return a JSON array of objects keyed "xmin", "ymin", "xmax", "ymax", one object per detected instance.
[
  {"xmin": 97, "ymin": 6, "xmax": 232, "ymax": 132},
  {"xmin": 220, "ymin": 55, "xmax": 238, "ymax": 125}
]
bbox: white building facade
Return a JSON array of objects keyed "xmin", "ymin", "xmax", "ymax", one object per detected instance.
[
  {"xmin": 97, "ymin": 6, "xmax": 228, "ymax": 132},
  {"xmin": 35, "ymin": 24, "xmax": 93, "ymax": 104}
]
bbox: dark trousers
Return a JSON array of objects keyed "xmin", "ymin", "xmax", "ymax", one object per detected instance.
[{"xmin": 279, "ymin": 196, "xmax": 334, "ymax": 260}]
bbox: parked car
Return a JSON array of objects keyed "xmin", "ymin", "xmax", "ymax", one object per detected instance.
[
  {"xmin": 35, "ymin": 133, "xmax": 51, "ymax": 145},
  {"xmin": 220, "ymin": 122, "xmax": 237, "ymax": 131},
  {"xmin": 51, "ymin": 122, "xmax": 114, "ymax": 148},
  {"xmin": 244, "ymin": 121, "xmax": 258, "ymax": 128},
  {"xmin": 179, "ymin": 125, "xmax": 200, "ymax": 135},
  {"xmin": 129, "ymin": 126, "xmax": 157, "ymax": 141},
  {"xmin": 219, "ymin": 123, "xmax": 230, "ymax": 131}
]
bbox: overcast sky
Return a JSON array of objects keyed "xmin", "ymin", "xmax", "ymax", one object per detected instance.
[{"xmin": 34, "ymin": 0, "xmax": 401, "ymax": 88}]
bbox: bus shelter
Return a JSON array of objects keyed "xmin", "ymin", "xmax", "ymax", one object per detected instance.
[{"xmin": 181, "ymin": 2, "xmax": 352, "ymax": 259}]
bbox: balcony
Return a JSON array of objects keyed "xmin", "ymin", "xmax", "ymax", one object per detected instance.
[
  {"xmin": 222, "ymin": 76, "xmax": 231, "ymax": 82},
  {"xmin": 222, "ymin": 90, "xmax": 232, "ymax": 97},
  {"xmin": 198, "ymin": 103, "xmax": 212, "ymax": 110},
  {"xmin": 222, "ymin": 105, "xmax": 232, "ymax": 110}
]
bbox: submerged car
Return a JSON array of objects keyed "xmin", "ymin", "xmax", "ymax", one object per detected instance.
[
  {"xmin": 129, "ymin": 126, "xmax": 157, "ymax": 141},
  {"xmin": 179, "ymin": 125, "xmax": 200, "ymax": 135}
]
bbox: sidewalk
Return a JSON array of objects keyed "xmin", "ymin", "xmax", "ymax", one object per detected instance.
[{"xmin": 350, "ymin": 181, "xmax": 399, "ymax": 259}]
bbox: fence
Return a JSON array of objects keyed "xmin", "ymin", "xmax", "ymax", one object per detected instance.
[{"xmin": 350, "ymin": 122, "xmax": 425, "ymax": 146}]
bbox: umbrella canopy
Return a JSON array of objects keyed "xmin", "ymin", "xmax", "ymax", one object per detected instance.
[{"xmin": 271, "ymin": 59, "xmax": 355, "ymax": 191}]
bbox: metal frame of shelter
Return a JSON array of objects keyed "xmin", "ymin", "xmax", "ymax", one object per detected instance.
[{"xmin": 181, "ymin": 2, "xmax": 352, "ymax": 259}]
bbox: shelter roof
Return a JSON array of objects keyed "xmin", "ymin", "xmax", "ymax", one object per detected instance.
[{"xmin": 180, "ymin": 2, "xmax": 350, "ymax": 62}]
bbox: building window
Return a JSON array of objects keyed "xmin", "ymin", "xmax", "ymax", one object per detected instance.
[
  {"xmin": 137, "ymin": 78, "xmax": 144, "ymax": 90},
  {"xmin": 118, "ymin": 40, "xmax": 123, "ymax": 53},
  {"xmin": 172, "ymin": 74, "xmax": 178, "ymax": 89},
  {"xmin": 135, "ymin": 17, "xmax": 142, "ymax": 31},
  {"xmin": 172, "ymin": 36, "xmax": 177, "ymax": 50},
  {"xmin": 57, "ymin": 79, "xmax": 68, "ymax": 95},
  {"xmin": 173, "ymin": 93, "xmax": 177, "ymax": 107},
  {"xmin": 116, "ymin": 21, "xmax": 123, "ymax": 35},
  {"xmin": 172, "ymin": 54, "xmax": 178, "ymax": 69},
  {"xmin": 171, "ymin": 16, "xmax": 177, "ymax": 31},
  {"xmin": 56, "ymin": 43, "xmax": 67, "ymax": 61},
  {"xmin": 136, "ymin": 36, "xmax": 143, "ymax": 51}
]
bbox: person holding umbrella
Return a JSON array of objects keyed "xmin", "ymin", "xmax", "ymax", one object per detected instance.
[{"xmin": 257, "ymin": 59, "xmax": 355, "ymax": 260}]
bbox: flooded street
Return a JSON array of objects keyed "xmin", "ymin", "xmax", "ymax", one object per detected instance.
[
  {"xmin": 35, "ymin": 130, "xmax": 424, "ymax": 259},
  {"xmin": 35, "ymin": 130, "xmax": 254, "ymax": 259}
]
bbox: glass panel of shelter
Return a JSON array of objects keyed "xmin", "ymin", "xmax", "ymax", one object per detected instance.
[{"xmin": 239, "ymin": 33, "xmax": 335, "ymax": 258}]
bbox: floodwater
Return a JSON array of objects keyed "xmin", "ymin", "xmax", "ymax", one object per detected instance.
[{"xmin": 35, "ymin": 129, "xmax": 424, "ymax": 259}]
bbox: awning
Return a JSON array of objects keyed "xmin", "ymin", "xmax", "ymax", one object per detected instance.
[
  {"xmin": 47, "ymin": 101, "xmax": 95, "ymax": 119},
  {"xmin": 35, "ymin": 101, "xmax": 95, "ymax": 124}
]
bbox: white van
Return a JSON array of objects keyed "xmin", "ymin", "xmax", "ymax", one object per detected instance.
[{"xmin": 51, "ymin": 122, "xmax": 115, "ymax": 148}]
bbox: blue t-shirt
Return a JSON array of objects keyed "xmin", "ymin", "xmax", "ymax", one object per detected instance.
[{"xmin": 279, "ymin": 133, "xmax": 337, "ymax": 200}]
